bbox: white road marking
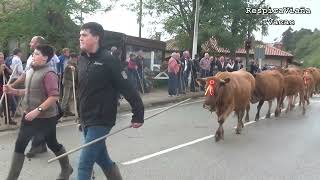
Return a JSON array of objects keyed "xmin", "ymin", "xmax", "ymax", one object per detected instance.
[
  {"xmin": 122, "ymin": 101, "xmax": 314, "ymax": 165},
  {"xmin": 121, "ymin": 134, "xmax": 214, "ymax": 165}
]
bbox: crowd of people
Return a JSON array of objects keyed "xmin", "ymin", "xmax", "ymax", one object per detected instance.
[
  {"xmin": 167, "ymin": 52, "xmax": 248, "ymax": 96},
  {"xmin": 166, "ymin": 51, "xmax": 276, "ymax": 96},
  {"xmin": 0, "ymin": 22, "xmax": 145, "ymax": 180},
  {"xmin": 0, "ymin": 39, "xmax": 78, "ymax": 127}
]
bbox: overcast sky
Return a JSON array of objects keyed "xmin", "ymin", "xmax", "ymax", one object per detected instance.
[{"xmin": 84, "ymin": 0, "xmax": 319, "ymax": 43}]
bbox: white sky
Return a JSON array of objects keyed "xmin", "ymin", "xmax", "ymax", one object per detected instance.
[{"xmin": 84, "ymin": 0, "xmax": 319, "ymax": 43}]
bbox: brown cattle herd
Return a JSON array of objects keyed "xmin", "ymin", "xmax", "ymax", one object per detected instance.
[{"xmin": 197, "ymin": 67, "xmax": 320, "ymax": 142}]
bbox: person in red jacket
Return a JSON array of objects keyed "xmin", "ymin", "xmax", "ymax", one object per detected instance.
[{"xmin": 168, "ymin": 52, "xmax": 180, "ymax": 96}]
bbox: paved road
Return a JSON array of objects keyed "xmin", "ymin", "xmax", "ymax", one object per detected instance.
[{"xmin": 0, "ymin": 96, "xmax": 319, "ymax": 180}]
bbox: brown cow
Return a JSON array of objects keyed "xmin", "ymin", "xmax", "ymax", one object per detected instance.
[
  {"xmin": 276, "ymin": 67, "xmax": 303, "ymax": 107},
  {"xmin": 251, "ymin": 70, "xmax": 285, "ymax": 121},
  {"xmin": 303, "ymin": 71, "xmax": 315, "ymax": 105},
  {"xmin": 283, "ymin": 75, "xmax": 306, "ymax": 114},
  {"xmin": 277, "ymin": 67, "xmax": 303, "ymax": 76},
  {"xmin": 197, "ymin": 70, "xmax": 255, "ymax": 142},
  {"xmin": 305, "ymin": 67, "xmax": 320, "ymax": 95}
]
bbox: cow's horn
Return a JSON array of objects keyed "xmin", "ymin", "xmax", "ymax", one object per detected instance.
[{"xmin": 220, "ymin": 79, "xmax": 225, "ymax": 83}]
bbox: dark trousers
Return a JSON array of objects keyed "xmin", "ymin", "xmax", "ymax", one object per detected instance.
[
  {"xmin": 30, "ymin": 134, "xmax": 46, "ymax": 149},
  {"xmin": 168, "ymin": 72, "xmax": 178, "ymax": 95},
  {"xmin": 137, "ymin": 69, "xmax": 146, "ymax": 93},
  {"xmin": 190, "ymin": 74, "xmax": 198, "ymax": 92},
  {"xmin": 183, "ymin": 71, "xmax": 190, "ymax": 91},
  {"xmin": 128, "ymin": 69, "xmax": 138, "ymax": 90},
  {"xmin": 200, "ymin": 69, "xmax": 210, "ymax": 78},
  {"xmin": 15, "ymin": 115, "xmax": 61, "ymax": 154},
  {"xmin": 177, "ymin": 71, "xmax": 185, "ymax": 94}
]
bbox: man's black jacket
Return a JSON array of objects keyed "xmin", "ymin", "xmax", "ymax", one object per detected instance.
[{"xmin": 77, "ymin": 48, "xmax": 144, "ymax": 128}]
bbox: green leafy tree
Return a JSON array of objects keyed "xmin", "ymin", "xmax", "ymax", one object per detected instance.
[
  {"xmin": 282, "ymin": 27, "xmax": 294, "ymax": 52},
  {"xmin": 281, "ymin": 28, "xmax": 320, "ymax": 67},
  {"xmin": 0, "ymin": 0, "xmax": 116, "ymax": 54},
  {"xmin": 127, "ymin": 0, "xmax": 275, "ymax": 57}
]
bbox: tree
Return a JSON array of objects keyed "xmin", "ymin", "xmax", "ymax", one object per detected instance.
[
  {"xmin": 281, "ymin": 28, "xmax": 320, "ymax": 67},
  {"xmin": 0, "ymin": 0, "xmax": 116, "ymax": 54},
  {"xmin": 127, "ymin": 0, "xmax": 275, "ymax": 58},
  {"xmin": 282, "ymin": 27, "xmax": 294, "ymax": 52}
]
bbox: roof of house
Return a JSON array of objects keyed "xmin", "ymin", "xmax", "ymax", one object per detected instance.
[
  {"xmin": 166, "ymin": 38, "xmax": 293, "ymax": 57},
  {"xmin": 165, "ymin": 39, "xmax": 181, "ymax": 52},
  {"xmin": 202, "ymin": 38, "xmax": 293, "ymax": 57}
]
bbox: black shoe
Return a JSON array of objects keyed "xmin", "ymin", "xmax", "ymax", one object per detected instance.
[{"xmin": 55, "ymin": 147, "xmax": 73, "ymax": 180}]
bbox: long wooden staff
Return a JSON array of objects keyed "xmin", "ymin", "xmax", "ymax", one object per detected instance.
[
  {"xmin": 0, "ymin": 65, "xmax": 18, "ymax": 106},
  {"xmin": 48, "ymin": 98, "xmax": 192, "ymax": 163},
  {"xmin": 3, "ymin": 71, "xmax": 10, "ymax": 126},
  {"xmin": 71, "ymin": 69, "xmax": 78, "ymax": 120}
]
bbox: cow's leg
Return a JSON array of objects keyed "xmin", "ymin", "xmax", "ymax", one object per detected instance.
[
  {"xmin": 291, "ymin": 94, "xmax": 298, "ymax": 109},
  {"xmin": 275, "ymin": 94, "xmax": 282, "ymax": 117},
  {"xmin": 280, "ymin": 96, "xmax": 285, "ymax": 109},
  {"xmin": 285, "ymin": 96, "xmax": 293, "ymax": 113},
  {"xmin": 255, "ymin": 100, "xmax": 264, "ymax": 121},
  {"xmin": 299, "ymin": 93, "xmax": 302, "ymax": 106},
  {"xmin": 285, "ymin": 96, "xmax": 289, "ymax": 113},
  {"xmin": 215, "ymin": 106, "xmax": 233, "ymax": 142},
  {"xmin": 300, "ymin": 91, "xmax": 306, "ymax": 115},
  {"xmin": 245, "ymin": 104, "xmax": 250, "ymax": 122},
  {"xmin": 266, "ymin": 100, "xmax": 272, "ymax": 118},
  {"xmin": 236, "ymin": 110, "xmax": 245, "ymax": 134},
  {"xmin": 291, "ymin": 95, "xmax": 297, "ymax": 109},
  {"xmin": 215, "ymin": 121, "xmax": 224, "ymax": 142},
  {"xmin": 306, "ymin": 90, "xmax": 310, "ymax": 105}
]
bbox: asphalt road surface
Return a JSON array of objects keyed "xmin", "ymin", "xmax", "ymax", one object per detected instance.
[{"xmin": 0, "ymin": 96, "xmax": 320, "ymax": 180}]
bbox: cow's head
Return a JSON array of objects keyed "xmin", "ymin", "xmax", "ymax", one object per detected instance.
[{"xmin": 196, "ymin": 77, "xmax": 231, "ymax": 111}]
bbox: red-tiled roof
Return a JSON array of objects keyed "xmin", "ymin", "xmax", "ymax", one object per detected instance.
[
  {"xmin": 202, "ymin": 38, "xmax": 293, "ymax": 57},
  {"xmin": 165, "ymin": 39, "xmax": 181, "ymax": 52},
  {"xmin": 166, "ymin": 38, "xmax": 293, "ymax": 57}
]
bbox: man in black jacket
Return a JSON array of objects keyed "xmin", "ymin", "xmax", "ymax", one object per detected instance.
[
  {"xmin": 77, "ymin": 22, "xmax": 144, "ymax": 180},
  {"xmin": 180, "ymin": 51, "xmax": 191, "ymax": 93}
]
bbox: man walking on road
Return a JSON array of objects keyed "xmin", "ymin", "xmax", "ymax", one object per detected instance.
[{"xmin": 77, "ymin": 22, "xmax": 144, "ymax": 180}]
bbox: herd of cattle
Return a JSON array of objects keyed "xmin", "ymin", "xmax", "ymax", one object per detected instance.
[{"xmin": 196, "ymin": 67, "xmax": 320, "ymax": 142}]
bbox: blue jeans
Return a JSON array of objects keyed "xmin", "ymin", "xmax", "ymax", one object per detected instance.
[{"xmin": 77, "ymin": 126, "xmax": 113, "ymax": 180}]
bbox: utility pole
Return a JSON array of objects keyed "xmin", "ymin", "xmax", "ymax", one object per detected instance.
[
  {"xmin": 80, "ymin": 0, "xmax": 83, "ymax": 25},
  {"xmin": 192, "ymin": 0, "xmax": 200, "ymax": 59},
  {"xmin": 138, "ymin": 0, "xmax": 142, "ymax": 38},
  {"xmin": 245, "ymin": 26, "xmax": 251, "ymax": 71}
]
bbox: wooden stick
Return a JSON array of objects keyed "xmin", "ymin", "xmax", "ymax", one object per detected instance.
[
  {"xmin": 3, "ymin": 73, "xmax": 9, "ymax": 126},
  {"xmin": 48, "ymin": 98, "xmax": 192, "ymax": 163},
  {"xmin": 12, "ymin": 94, "xmax": 24, "ymax": 119},
  {"xmin": 0, "ymin": 65, "xmax": 18, "ymax": 106},
  {"xmin": 71, "ymin": 70, "xmax": 78, "ymax": 119}
]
